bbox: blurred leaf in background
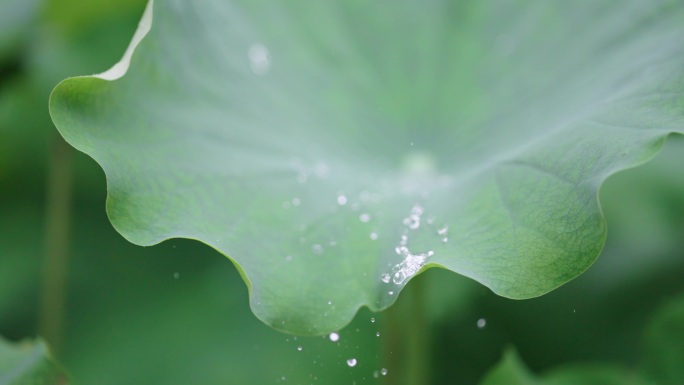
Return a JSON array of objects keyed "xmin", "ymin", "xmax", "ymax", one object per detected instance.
[
  {"xmin": 479, "ymin": 348, "xmax": 642, "ymax": 385},
  {"xmin": 480, "ymin": 288, "xmax": 684, "ymax": 385},
  {"xmin": 0, "ymin": 337, "xmax": 67, "ymax": 384}
]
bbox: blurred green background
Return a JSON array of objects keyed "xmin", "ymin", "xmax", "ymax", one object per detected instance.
[{"xmin": 1, "ymin": 0, "xmax": 683, "ymax": 384}]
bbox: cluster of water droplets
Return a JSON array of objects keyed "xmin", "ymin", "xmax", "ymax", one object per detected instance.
[{"xmin": 380, "ymin": 205, "xmax": 435, "ymax": 286}]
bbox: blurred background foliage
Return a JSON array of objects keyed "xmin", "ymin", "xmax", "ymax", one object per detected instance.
[{"xmin": 1, "ymin": 0, "xmax": 683, "ymax": 384}]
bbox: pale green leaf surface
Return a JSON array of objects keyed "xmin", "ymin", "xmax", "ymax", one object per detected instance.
[
  {"xmin": 0, "ymin": 337, "xmax": 67, "ymax": 385},
  {"xmin": 50, "ymin": 0, "xmax": 684, "ymax": 334}
]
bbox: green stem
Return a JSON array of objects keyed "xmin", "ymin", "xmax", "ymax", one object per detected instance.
[
  {"xmin": 382, "ymin": 274, "xmax": 431, "ymax": 385},
  {"xmin": 38, "ymin": 135, "xmax": 73, "ymax": 353}
]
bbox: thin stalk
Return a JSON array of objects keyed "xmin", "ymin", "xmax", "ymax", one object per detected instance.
[
  {"xmin": 38, "ymin": 135, "xmax": 74, "ymax": 353},
  {"xmin": 382, "ymin": 274, "xmax": 431, "ymax": 385}
]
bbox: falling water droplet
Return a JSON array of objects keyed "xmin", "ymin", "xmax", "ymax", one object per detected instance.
[
  {"xmin": 381, "ymin": 368, "xmax": 388, "ymax": 376},
  {"xmin": 477, "ymin": 318, "xmax": 487, "ymax": 329},
  {"xmin": 370, "ymin": 317, "xmax": 375, "ymax": 323},
  {"xmin": 376, "ymin": 332, "xmax": 380, "ymax": 337},
  {"xmin": 329, "ymin": 332, "xmax": 340, "ymax": 342},
  {"xmin": 337, "ymin": 195, "xmax": 348, "ymax": 205},
  {"xmin": 346, "ymin": 358, "xmax": 357, "ymax": 367},
  {"xmin": 297, "ymin": 346, "xmax": 303, "ymax": 352}
]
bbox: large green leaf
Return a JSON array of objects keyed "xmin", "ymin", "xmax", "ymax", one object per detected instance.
[
  {"xmin": 0, "ymin": 337, "xmax": 67, "ymax": 385},
  {"xmin": 49, "ymin": 0, "xmax": 684, "ymax": 334}
]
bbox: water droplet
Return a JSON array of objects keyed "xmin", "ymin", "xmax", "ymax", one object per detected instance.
[
  {"xmin": 329, "ymin": 332, "xmax": 340, "ymax": 342},
  {"xmin": 311, "ymin": 244, "xmax": 323, "ymax": 255},
  {"xmin": 390, "ymin": 251, "xmax": 432, "ymax": 285},
  {"xmin": 327, "ymin": 300, "xmax": 333, "ymax": 305},
  {"xmin": 402, "ymin": 205, "xmax": 424, "ymax": 230},
  {"xmin": 370, "ymin": 232, "xmax": 378, "ymax": 240},
  {"xmin": 392, "ymin": 271, "xmax": 408, "ymax": 285},
  {"xmin": 297, "ymin": 346, "xmax": 303, "ymax": 351},
  {"xmin": 381, "ymin": 273, "xmax": 391, "ymax": 283},
  {"xmin": 442, "ymin": 237, "xmax": 448, "ymax": 243},
  {"xmin": 376, "ymin": 332, "xmax": 380, "ymax": 337},
  {"xmin": 346, "ymin": 358, "xmax": 357, "ymax": 367},
  {"xmin": 381, "ymin": 368, "xmax": 388, "ymax": 376},
  {"xmin": 337, "ymin": 195, "xmax": 348, "ymax": 205},
  {"xmin": 370, "ymin": 317, "xmax": 375, "ymax": 323},
  {"xmin": 292, "ymin": 198, "xmax": 301, "ymax": 206},
  {"xmin": 388, "ymin": 291, "xmax": 394, "ymax": 295},
  {"xmin": 373, "ymin": 370, "xmax": 379, "ymax": 378},
  {"xmin": 437, "ymin": 226, "xmax": 448, "ymax": 235},
  {"xmin": 477, "ymin": 318, "xmax": 487, "ymax": 329},
  {"xmin": 173, "ymin": 272, "xmax": 179, "ymax": 279},
  {"xmin": 359, "ymin": 213, "xmax": 371, "ymax": 223},
  {"xmin": 248, "ymin": 43, "xmax": 271, "ymax": 75}
]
